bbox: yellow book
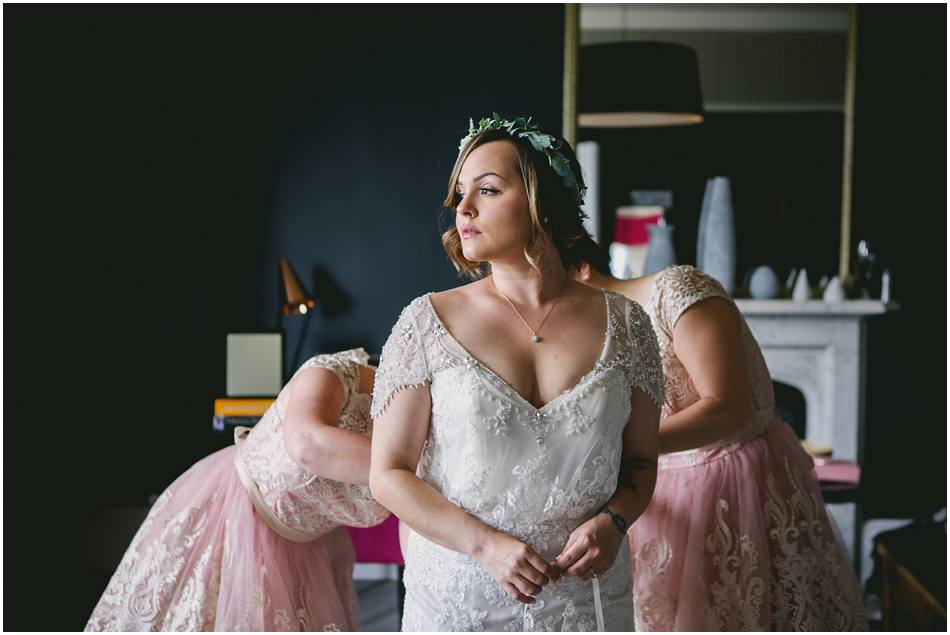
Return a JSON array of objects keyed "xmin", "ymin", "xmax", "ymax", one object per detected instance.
[{"xmin": 214, "ymin": 398, "xmax": 274, "ymax": 417}]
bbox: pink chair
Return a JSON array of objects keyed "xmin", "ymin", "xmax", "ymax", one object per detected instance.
[{"xmin": 346, "ymin": 514, "xmax": 404, "ymax": 565}]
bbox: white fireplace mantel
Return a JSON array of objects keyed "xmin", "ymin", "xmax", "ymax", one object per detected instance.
[
  {"xmin": 736, "ymin": 299, "xmax": 897, "ymax": 317},
  {"xmin": 735, "ymin": 298, "xmax": 898, "ymax": 563},
  {"xmin": 735, "ymin": 298, "xmax": 897, "ymax": 464},
  {"xmin": 736, "ymin": 300, "xmax": 898, "ymax": 463}
]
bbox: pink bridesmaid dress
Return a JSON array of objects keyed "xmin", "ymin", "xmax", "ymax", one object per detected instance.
[
  {"xmin": 85, "ymin": 348, "xmax": 389, "ymax": 631},
  {"xmin": 629, "ymin": 266, "xmax": 867, "ymax": 631}
]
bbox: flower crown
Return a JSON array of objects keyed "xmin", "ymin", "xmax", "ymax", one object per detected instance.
[{"xmin": 458, "ymin": 114, "xmax": 586, "ymax": 205}]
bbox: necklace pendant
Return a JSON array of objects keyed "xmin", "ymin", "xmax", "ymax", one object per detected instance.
[{"xmin": 531, "ymin": 335, "xmax": 542, "ymax": 343}]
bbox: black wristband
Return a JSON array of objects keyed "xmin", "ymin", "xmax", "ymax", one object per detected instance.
[{"xmin": 599, "ymin": 505, "xmax": 629, "ymax": 535}]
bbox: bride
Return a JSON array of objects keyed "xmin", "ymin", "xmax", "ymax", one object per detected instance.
[{"xmin": 369, "ymin": 115, "xmax": 665, "ymax": 631}]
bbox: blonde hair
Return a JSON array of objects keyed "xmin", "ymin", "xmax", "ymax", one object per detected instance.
[{"xmin": 441, "ymin": 128, "xmax": 587, "ymax": 279}]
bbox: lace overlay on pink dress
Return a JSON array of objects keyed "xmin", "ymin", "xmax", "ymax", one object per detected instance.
[
  {"xmin": 85, "ymin": 349, "xmax": 383, "ymax": 632},
  {"xmin": 650, "ymin": 265, "xmax": 777, "ymax": 464},
  {"xmin": 629, "ymin": 265, "xmax": 868, "ymax": 631},
  {"xmin": 372, "ymin": 291, "xmax": 664, "ymax": 631},
  {"xmin": 235, "ymin": 348, "xmax": 389, "ymax": 541}
]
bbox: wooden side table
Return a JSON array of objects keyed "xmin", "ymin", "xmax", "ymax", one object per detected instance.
[{"xmin": 876, "ymin": 524, "xmax": 946, "ymax": 631}]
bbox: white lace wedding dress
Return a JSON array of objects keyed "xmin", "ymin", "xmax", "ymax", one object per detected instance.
[{"xmin": 371, "ymin": 291, "xmax": 665, "ymax": 631}]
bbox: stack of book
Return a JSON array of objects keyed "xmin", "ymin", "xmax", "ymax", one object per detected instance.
[{"xmin": 212, "ymin": 398, "xmax": 274, "ymax": 432}]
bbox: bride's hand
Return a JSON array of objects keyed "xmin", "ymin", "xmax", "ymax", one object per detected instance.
[
  {"xmin": 554, "ymin": 513, "xmax": 623, "ymax": 581},
  {"xmin": 476, "ymin": 531, "xmax": 561, "ymax": 604}
]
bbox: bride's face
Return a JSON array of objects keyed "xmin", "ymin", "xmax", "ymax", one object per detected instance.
[{"xmin": 454, "ymin": 140, "xmax": 532, "ymax": 264}]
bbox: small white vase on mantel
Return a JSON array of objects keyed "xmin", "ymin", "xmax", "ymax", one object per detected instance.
[
  {"xmin": 792, "ymin": 268, "xmax": 812, "ymax": 301},
  {"xmin": 823, "ymin": 275, "xmax": 845, "ymax": 302}
]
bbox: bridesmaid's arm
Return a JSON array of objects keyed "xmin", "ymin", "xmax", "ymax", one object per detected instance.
[
  {"xmin": 658, "ymin": 297, "xmax": 754, "ymax": 454},
  {"xmin": 281, "ymin": 367, "xmax": 372, "ymax": 485},
  {"xmin": 555, "ymin": 386, "xmax": 660, "ymax": 580},
  {"xmin": 370, "ymin": 385, "xmax": 560, "ymax": 604}
]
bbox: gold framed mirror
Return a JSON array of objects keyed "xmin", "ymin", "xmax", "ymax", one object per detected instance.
[{"xmin": 564, "ymin": 3, "xmax": 859, "ymax": 280}]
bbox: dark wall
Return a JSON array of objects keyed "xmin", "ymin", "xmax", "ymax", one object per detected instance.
[
  {"xmin": 581, "ymin": 111, "xmax": 845, "ymax": 281},
  {"xmin": 5, "ymin": 5, "xmax": 563, "ymax": 629},
  {"xmin": 256, "ymin": 8, "xmax": 564, "ymax": 366},
  {"xmin": 851, "ymin": 4, "xmax": 946, "ymax": 518}
]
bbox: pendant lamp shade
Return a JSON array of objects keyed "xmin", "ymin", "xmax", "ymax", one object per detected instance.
[
  {"xmin": 579, "ymin": 41, "xmax": 704, "ymax": 128},
  {"xmin": 279, "ymin": 257, "xmax": 316, "ymax": 317}
]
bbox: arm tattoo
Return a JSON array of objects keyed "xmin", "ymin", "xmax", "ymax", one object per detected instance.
[
  {"xmin": 617, "ymin": 458, "xmax": 650, "ymax": 492},
  {"xmin": 599, "ymin": 505, "xmax": 629, "ymax": 535}
]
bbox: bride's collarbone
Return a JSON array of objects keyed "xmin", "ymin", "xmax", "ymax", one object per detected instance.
[{"xmin": 429, "ymin": 285, "xmax": 608, "ymax": 403}]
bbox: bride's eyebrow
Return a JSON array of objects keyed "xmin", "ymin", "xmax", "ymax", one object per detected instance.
[{"xmin": 458, "ymin": 172, "xmax": 506, "ymax": 187}]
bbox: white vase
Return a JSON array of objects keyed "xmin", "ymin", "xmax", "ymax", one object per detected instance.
[
  {"xmin": 880, "ymin": 269, "xmax": 892, "ymax": 303},
  {"xmin": 642, "ymin": 225, "xmax": 677, "ymax": 275},
  {"xmin": 696, "ymin": 178, "xmax": 714, "ymax": 268},
  {"xmin": 785, "ymin": 268, "xmax": 798, "ymax": 291},
  {"xmin": 792, "ymin": 268, "xmax": 812, "ymax": 301},
  {"xmin": 822, "ymin": 275, "xmax": 845, "ymax": 302},
  {"xmin": 696, "ymin": 176, "xmax": 736, "ymax": 294}
]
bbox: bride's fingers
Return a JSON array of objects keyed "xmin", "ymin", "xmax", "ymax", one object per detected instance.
[
  {"xmin": 503, "ymin": 581, "xmax": 535, "ymax": 605},
  {"xmin": 554, "ymin": 535, "xmax": 589, "ymax": 572},
  {"xmin": 571, "ymin": 558, "xmax": 595, "ymax": 581},
  {"xmin": 512, "ymin": 574, "xmax": 543, "ymax": 598},
  {"xmin": 525, "ymin": 551, "xmax": 561, "ymax": 584},
  {"xmin": 568, "ymin": 545, "xmax": 613, "ymax": 580},
  {"xmin": 566, "ymin": 548, "xmax": 601, "ymax": 578},
  {"xmin": 517, "ymin": 562, "xmax": 548, "ymax": 588},
  {"xmin": 555, "ymin": 534, "xmax": 577, "ymax": 565}
]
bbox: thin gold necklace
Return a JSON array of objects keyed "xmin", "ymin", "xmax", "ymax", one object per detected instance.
[{"xmin": 492, "ymin": 277, "xmax": 562, "ymax": 343}]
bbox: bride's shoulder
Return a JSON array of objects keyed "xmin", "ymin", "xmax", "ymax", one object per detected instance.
[{"xmin": 429, "ymin": 279, "xmax": 488, "ymax": 314}]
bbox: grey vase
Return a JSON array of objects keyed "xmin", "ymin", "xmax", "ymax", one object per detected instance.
[
  {"xmin": 696, "ymin": 176, "xmax": 736, "ymax": 295},
  {"xmin": 642, "ymin": 224, "xmax": 677, "ymax": 275}
]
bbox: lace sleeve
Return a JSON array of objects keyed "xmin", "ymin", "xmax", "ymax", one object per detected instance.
[
  {"xmin": 370, "ymin": 296, "xmax": 432, "ymax": 418},
  {"xmin": 653, "ymin": 265, "xmax": 732, "ymax": 336},
  {"xmin": 293, "ymin": 348, "xmax": 370, "ymax": 402},
  {"xmin": 624, "ymin": 299, "xmax": 666, "ymax": 407}
]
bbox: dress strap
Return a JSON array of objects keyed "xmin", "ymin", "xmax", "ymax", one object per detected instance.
[
  {"xmin": 621, "ymin": 296, "xmax": 666, "ymax": 408},
  {"xmin": 371, "ymin": 296, "xmax": 433, "ymax": 418},
  {"xmin": 592, "ymin": 577, "xmax": 606, "ymax": 632}
]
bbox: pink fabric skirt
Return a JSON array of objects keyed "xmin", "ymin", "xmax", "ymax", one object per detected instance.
[
  {"xmin": 629, "ymin": 422, "xmax": 868, "ymax": 631},
  {"xmin": 85, "ymin": 446, "xmax": 358, "ymax": 631}
]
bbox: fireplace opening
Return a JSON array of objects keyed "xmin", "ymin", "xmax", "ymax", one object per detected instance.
[{"xmin": 773, "ymin": 381, "xmax": 807, "ymax": 439}]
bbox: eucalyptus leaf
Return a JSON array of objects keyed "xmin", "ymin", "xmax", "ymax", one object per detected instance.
[{"xmin": 457, "ymin": 113, "xmax": 586, "ymax": 205}]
